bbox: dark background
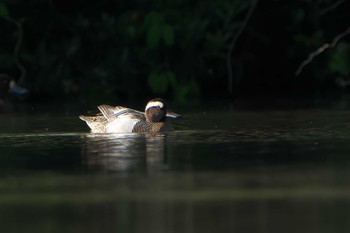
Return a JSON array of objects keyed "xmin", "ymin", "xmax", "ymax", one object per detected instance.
[{"xmin": 1, "ymin": 0, "xmax": 350, "ymax": 106}]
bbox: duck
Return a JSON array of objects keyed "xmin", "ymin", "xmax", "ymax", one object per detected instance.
[
  {"xmin": 0, "ymin": 74, "xmax": 28, "ymax": 113},
  {"xmin": 79, "ymin": 98, "xmax": 181, "ymax": 133}
]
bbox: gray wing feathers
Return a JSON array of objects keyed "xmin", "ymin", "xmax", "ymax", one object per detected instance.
[
  {"xmin": 98, "ymin": 105, "xmax": 145, "ymax": 121},
  {"xmin": 97, "ymin": 105, "xmax": 117, "ymax": 120}
]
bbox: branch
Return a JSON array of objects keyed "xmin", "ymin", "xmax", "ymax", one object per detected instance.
[
  {"xmin": 3, "ymin": 16, "xmax": 26, "ymax": 84},
  {"xmin": 226, "ymin": 0, "xmax": 258, "ymax": 94},
  {"xmin": 295, "ymin": 26, "xmax": 350, "ymax": 76},
  {"xmin": 320, "ymin": 0, "xmax": 345, "ymax": 15}
]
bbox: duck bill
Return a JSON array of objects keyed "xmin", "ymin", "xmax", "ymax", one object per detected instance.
[
  {"xmin": 10, "ymin": 80, "xmax": 28, "ymax": 95},
  {"xmin": 166, "ymin": 111, "xmax": 182, "ymax": 119}
]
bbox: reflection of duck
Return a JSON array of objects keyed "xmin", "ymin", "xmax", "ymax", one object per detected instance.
[
  {"xmin": 0, "ymin": 74, "xmax": 28, "ymax": 113},
  {"xmin": 79, "ymin": 98, "xmax": 181, "ymax": 133},
  {"xmin": 81, "ymin": 133, "xmax": 167, "ymax": 173}
]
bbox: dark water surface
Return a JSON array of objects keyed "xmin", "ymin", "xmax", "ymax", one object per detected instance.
[{"xmin": 1, "ymin": 107, "xmax": 350, "ymax": 233}]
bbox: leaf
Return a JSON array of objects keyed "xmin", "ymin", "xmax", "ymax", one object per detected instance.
[
  {"xmin": 146, "ymin": 24, "xmax": 161, "ymax": 48},
  {"xmin": 162, "ymin": 24, "xmax": 174, "ymax": 46},
  {"xmin": 143, "ymin": 11, "xmax": 164, "ymax": 29},
  {"xmin": 174, "ymin": 83, "xmax": 190, "ymax": 103},
  {"xmin": 143, "ymin": 11, "xmax": 159, "ymax": 28},
  {"xmin": 0, "ymin": 3, "xmax": 9, "ymax": 17},
  {"xmin": 145, "ymin": 11, "xmax": 165, "ymax": 48},
  {"xmin": 166, "ymin": 70, "xmax": 176, "ymax": 86},
  {"xmin": 65, "ymin": 36, "xmax": 81, "ymax": 56},
  {"xmin": 148, "ymin": 71, "xmax": 170, "ymax": 94},
  {"xmin": 329, "ymin": 43, "xmax": 350, "ymax": 76},
  {"xmin": 172, "ymin": 78, "xmax": 200, "ymax": 103}
]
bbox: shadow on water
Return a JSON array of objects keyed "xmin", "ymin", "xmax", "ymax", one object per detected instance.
[{"xmin": 0, "ymin": 109, "xmax": 350, "ymax": 232}]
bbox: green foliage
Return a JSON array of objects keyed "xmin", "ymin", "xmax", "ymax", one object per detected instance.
[
  {"xmin": 5, "ymin": 0, "xmax": 348, "ymax": 102},
  {"xmin": 138, "ymin": 0, "xmax": 249, "ymax": 102},
  {"xmin": 162, "ymin": 25, "xmax": 174, "ymax": 46},
  {"xmin": 171, "ymin": 79, "xmax": 200, "ymax": 104},
  {"xmin": 144, "ymin": 11, "xmax": 174, "ymax": 48},
  {"xmin": 147, "ymin": 69, "xmax": 199, "ymax": 103},
  {"xmin": 0, "ymin": 0, "xmax": 251, "ymax": 103},
  {"xmin": 328, "ymin": 43, "xmax": 350, "ymax": 76},
  {"xmin": 0, "ymin": 3, "xmax": 9, "ymax": 18},
  {"xmin": 148, "ymin": 70, "xmax": 171, "ymax": 94}
]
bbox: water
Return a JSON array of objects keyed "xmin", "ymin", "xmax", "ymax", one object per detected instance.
[{"xmin": 0, "ymin": 106, "xmax": 350, "ymax": 233}]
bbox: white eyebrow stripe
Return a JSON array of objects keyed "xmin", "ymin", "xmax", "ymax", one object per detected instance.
[{"xmin": 146, "ymin": 101, "xmax": 164, "ymax": 110}]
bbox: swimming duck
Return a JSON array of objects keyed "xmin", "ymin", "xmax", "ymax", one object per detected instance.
[
  {"xmin": 0, "ymin": 74, "xmax": 28, "ymax": 113},
  {"xmin": 79, "ymin": 98, "xmax": 181, "ymax": 133}
]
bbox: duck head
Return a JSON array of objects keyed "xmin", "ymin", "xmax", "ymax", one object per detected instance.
[{"xmin": 144, "ymin": 98, "xmax": 181, "ymax": 122}]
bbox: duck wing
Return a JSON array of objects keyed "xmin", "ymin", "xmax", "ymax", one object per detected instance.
[
  {"xmin": 98, "ymin": 105, "xmax": 145, "ymax": 121},
  {"xmin": 79, "ymin": 115, "xmax": 107, "ymax": 133}
]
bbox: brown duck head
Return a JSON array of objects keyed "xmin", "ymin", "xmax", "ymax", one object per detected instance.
[{"xmin": 144, "ymin": 98, "xmax": 181, "ymax": 122}]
